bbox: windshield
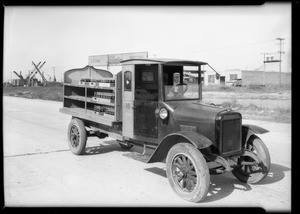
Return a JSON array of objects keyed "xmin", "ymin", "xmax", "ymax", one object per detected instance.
[{"xmin": 163, "ymin": 65, "xmax": 201, "ymax": 101}]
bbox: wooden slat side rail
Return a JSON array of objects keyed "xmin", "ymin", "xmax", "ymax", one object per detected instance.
[{"xmin": 59, "ymin": 107, "xmax": 115, "ymax": 126}]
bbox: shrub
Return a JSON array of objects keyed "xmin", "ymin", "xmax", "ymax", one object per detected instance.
[
  {"xmin": 220, "ymin": 86, "xmax": 234, "ymax": 91},
  {"xmin": 247, "ymin": 84, "xmax": 264, "ymax": 91},
  {"xmin": 247, "ymin": 104, "xmax": 259, "ymax": 110},
  {"xmin": 220, "ymin": 99, "xmax": 242, "ymax": 109},
  {"xmin": 273, "ymin": 106, "xmax": 291, "ymax": 114}
]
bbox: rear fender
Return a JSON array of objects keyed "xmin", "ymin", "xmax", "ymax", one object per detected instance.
[
  {"xmin": 148, "ymin": 131, "xmax": 212, "ymax": 163},
  {"xmin": 242, "ymin": 124, "xmax": 269, "ymax": 146}
]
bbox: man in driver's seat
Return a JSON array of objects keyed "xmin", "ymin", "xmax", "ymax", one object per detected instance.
[
  {"xmin": 166, "ymin": 84, "xmax": 187, "ymax": 99},
  {"xmin": 164, "ymin": 72, "xmax": 188, "ymax": 100}
]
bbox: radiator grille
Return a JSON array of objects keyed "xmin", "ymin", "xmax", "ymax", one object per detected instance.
[{"xmin": 221, "ymin": 118, "xmax": 241, "ymax": 155}]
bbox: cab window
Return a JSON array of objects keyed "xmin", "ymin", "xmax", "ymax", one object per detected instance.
[
  {"xmin": 135, "ymin": 64, "xmax": 158, "ymax": 101},
  {"xmin": 163, "ymin": 65, "xmax": 200, "ymax": 101},
  {"xmin": 124, "ymin": 70, "xmax": 132, "ymax": 91}
]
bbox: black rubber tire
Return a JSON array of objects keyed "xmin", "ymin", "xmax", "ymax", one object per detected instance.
[
  {"xmin": 67, "ymin": 118, "xmax": 87, "ymax": 155},
  {"xmin": 166, "ymin": 143, "xmax": 210, "ymax": 203},
  {"xmin": 232, "ymin": 135, "xmax": 271, "ymax": 184}
]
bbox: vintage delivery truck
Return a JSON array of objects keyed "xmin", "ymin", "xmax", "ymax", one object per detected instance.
[{"xmin": 59, "ymin": 58, "xmax": 271, "ymax": 203}]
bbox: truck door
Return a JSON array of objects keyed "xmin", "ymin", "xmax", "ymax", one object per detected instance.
[
  {"xmin": 122, "ymin": 65, "xmax": 135, "ymax": 138},
  {"xmin": 134, "ymin": 64, "xmax": 159, "ymax": 138}
]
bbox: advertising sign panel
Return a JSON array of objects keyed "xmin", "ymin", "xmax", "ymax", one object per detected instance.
[{"xmin": 89, "ymin": 51, "xmax": 148, "ymax": 66}]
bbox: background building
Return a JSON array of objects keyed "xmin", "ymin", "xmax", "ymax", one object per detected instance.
[
  {"xmin": 222, "ymin": 69, "xmax": 291, "ymax": 86},
  {"xmin": 202, "ymin": 66, "xmax": 222, "ymax": 86}
]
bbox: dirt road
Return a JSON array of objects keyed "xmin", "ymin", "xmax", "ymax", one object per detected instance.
[{"xmin": 3, "ymin": 96, "xmax": 291, "ymax": 210}]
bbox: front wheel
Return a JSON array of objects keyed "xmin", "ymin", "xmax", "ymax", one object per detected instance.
[
  {"xmin": 232, "ymin": 135, "xmax": 271, "ymax": 184},
  {"xmin": 166, "ymin": 143, "xmax": 210, "ymax": 203},
  {"xmin": 67, "ymin": 118, "xmax": 87, "ymax": 155}
]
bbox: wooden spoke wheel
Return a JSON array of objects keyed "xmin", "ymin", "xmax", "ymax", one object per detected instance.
[
  {"xmin": 67, "ymin": 118, "xmax": 87, "ymax": 155},
  {"xmin": 166, "ymin": 143, "xmax": 210, "ymax": 203},
  {"xmin": 172, "ymin": 154, "xmax": 198, "ymax": 192},
  {"xmin": 232, "ymin": 136, "xmax": 271, "ymax": 184}
]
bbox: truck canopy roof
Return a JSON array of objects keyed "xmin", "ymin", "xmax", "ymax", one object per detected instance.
[{"xmin": 121, "ymin": 58, "xmax": 207, "ymax": 66}]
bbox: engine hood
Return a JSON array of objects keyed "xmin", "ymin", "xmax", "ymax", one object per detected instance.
[
  {"xmin": 163, "ymin": 100, "xmax": 232, "ymax": 143},
  {"xmin": 165, "ymin": 100, "xmax": 229, "ymax": 123}
]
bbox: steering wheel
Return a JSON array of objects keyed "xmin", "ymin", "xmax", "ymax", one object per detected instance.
[{"xmin": 169, "ymin": 83, "xmax": 188, "ymax": 97}]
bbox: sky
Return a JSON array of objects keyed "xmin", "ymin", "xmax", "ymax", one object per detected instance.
[{"xmin": 3, "ymin": 3, "xmax": 291, "ymax": 82}]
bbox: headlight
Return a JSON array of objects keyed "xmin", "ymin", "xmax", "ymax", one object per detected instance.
[{"xmin": 159, "ymin": 108, "xmax": 168, "ymax": 120}]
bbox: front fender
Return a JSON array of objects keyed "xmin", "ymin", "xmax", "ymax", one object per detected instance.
[
  {"xmin": 148, "ymin": 131, "xmax": 212, "ymax": 163},
  {"xmin": 242, "ymin": 124, "xmax": 269, "ymax": 146}
]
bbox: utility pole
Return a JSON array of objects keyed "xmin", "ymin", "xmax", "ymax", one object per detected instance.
[
  {"xmin": 261, "ymin": 53, "xmax": 267, "ymax": 86},
  {"xmin": 52, "ymin": 67, "xmax": 56, "ymax": 82},
  {"xmin": 107, "ymin": 55, "xmax": 110, "ymax": 70},
  {"xmin": 276, "ymin": 38, "xmax": 285, "ymax": 86},
  {"xmin": 261, "ymin": 51, "xmax": 281, "ymax": 86}
]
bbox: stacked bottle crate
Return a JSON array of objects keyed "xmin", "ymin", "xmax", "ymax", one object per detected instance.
[
  {"xmin": 92, "ymin": 91, "xmax": 115, "ymax": 104},
  {"xmin": 79, "ymin": 78, "xmax": 91, "ymax": 86},
  {"xmin": 93, "ymin": 105, "xmax": 115, "ymax": 118},
  {"xmin": 79, "ymin": 78, "xmax": 115, "ymax": 87}
]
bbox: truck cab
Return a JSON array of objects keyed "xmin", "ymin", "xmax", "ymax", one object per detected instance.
[
  {"xmin": 121, "ymin": 58, "xmax": 241, "ymax": 158},
  {"xmin": 122, "ymin": 58, "xmax": 205, "ymax": 142}
]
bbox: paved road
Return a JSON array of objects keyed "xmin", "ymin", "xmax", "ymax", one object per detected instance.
[{"xmin": 3, "ymin": 96, "xmax": 291, "ymax": 210}]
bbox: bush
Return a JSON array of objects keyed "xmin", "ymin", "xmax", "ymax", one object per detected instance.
[
  {"xmin": 220, "ymin": 99, "xmax": 242, "ymax": 109},
  {"xmin": 247, "ymin": 85, "xmax": 264, "ymax": 91},
  {"xmin": 273, "ymin": 106, "xmax": 291, "ymax": 114},
  {"xmin": 3, "ymin": 86, "xmax": 63, "ymax": 101},
  {"xmin": 247, "ymin": 104, "xmax": 260, "ymax": 110},
  {"xmin": 220, "ymin": 86, "xmax": 234, "ymax": 91}
]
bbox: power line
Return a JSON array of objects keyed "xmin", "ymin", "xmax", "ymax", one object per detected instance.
[{"xmin": 154, "ymin": 39, "xmax": 277, "ymax": 56}]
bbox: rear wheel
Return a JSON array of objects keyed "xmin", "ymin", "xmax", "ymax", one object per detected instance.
[
  {"xmin": 67, "ymin": 118, "xmax": 87, "ymax": 155},
  {"xmin": 232, "ymin": 135, "xmax": 271, "ymax": 183},
  {"xmin": 166, "ymin": 143, "xmax": 210, "ymax": 203}
]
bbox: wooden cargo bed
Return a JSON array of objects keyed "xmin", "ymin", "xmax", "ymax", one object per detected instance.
[{"xmin": 60, "ymin": 65, "xmax": 122, "ymax": 127}]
